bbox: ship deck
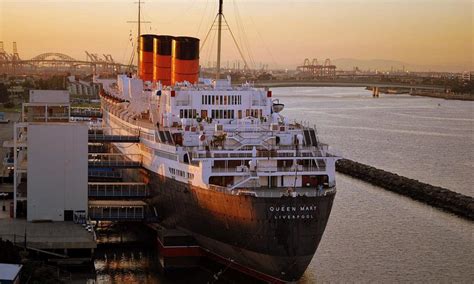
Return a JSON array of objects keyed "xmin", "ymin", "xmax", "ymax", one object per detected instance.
[{"xmin": 211, "ymin": 185, "xmax": 336, "ymax": 198}]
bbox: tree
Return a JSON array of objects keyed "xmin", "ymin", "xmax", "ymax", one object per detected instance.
[
  {"xmin": 0, "ymin": 83, "xmax": 8, "ymax": 103},
  {"xmin": 0, "ymin": 238, "xmax": 21, "ymax": 264}
]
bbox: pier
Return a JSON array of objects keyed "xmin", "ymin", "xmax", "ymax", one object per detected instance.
[{"xmin": 0, "ymin": 219, "xmax": 96, "ymax": 257}]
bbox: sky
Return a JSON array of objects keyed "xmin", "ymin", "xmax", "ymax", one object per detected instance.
[{"xmin": 0, "ymin": 0, "xmax": 472, "ymax": 72}]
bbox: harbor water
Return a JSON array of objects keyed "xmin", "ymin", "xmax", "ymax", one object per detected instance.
[
  {"xmin": 26, "ymin": 87, "xmax": 467, "ymax": 283},
  {"xmin": 274, "ymin": 87, "xmax": 473, "ymax": 283}
]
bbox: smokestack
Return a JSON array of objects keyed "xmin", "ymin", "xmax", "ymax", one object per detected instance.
[
  {"xmin": 139, "ymin": 34, "xmax": 156, "ymax": 82},
  {"xmin": 171, "ymin": 37, "xmax": 200, "ymax": 85},
  {"xmin": 153, "ymin": 35, "xmax": 174, "ymax": 86}
]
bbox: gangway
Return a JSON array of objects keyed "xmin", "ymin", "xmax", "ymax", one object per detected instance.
[
  {"xmin": 88, "ymin": 170, "xmax": 123, "ymax": 181},
  {"xmin": 88, "ymin": 182, "xmax": 149, "ymax": 198},
  {"xmin": 88, "ymin": 200, "xmax": 146, "ymax": 221},
  {"xmin": 88, "ymin": 143, "xmax": 109, "ymax": 154},
  {"xmin": 70, "ymin": 107, "xmax": 102, "ymax": 118},
  {"xmin": 88, "ymin": 128, "xmax": 140, "ymax": 143},
  {"xmin": 88, "ymin": 153, "xmax": 142, "ymax": 169}
]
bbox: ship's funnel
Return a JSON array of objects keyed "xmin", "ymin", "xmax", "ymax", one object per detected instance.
[
  {"xmin": 153, "ymin": 35, "xmax": 174, "ymax": 86},
  {"xmin": 139, "ymin": 34, "xmax": 157, "ymax": 82},
  {"xmin": 171, "ymin": 37, "xmax": 200, "ymax": 85}
]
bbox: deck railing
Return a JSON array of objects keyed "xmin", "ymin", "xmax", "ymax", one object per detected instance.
[
  {"xmin": 207, "ymin": 184, "xmax": 337, "ymax": 198},
  {"xmin": 88, "ymin": 182, "xmax": 149, "ymax": 197},
  {"xmin": 88, "ymin": 153, "xmax": 142, "ymax": 168}
]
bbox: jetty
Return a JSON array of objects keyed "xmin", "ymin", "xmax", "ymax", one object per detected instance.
[{"xmin": 336, "ymin": 159, "xmax": 474, "ymax": 221}]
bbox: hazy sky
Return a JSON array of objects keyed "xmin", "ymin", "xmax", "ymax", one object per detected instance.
[{"xmin": 0, "ymin": 0, "xmax": 472, "ymax": 71}]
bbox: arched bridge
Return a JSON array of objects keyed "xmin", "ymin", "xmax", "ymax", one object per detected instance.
[
  {"xmin": 30, "ymin": 53, "xmax": 77, "ymax": 61},
  {"xmin": 0, "ymin": 41, "xmax": 134, "ymax": 74}
]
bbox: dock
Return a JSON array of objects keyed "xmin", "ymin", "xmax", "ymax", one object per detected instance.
[{"xmin": 0, "ymin": 219, "xmax": 96, "ymax": 251}]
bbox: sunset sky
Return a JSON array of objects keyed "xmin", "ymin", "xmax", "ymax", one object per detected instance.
[{"xmin": 0, "ymin": 0, "xmax": 472, "ymax": 71}]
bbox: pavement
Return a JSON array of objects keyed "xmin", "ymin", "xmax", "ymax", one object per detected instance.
[{"xmin": 0, "ymin": 218, "xmax": 96, "ymax": 249}]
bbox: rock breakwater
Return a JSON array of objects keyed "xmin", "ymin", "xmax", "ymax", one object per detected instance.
[{"xmin": 336, "ymin": 159, "xmax": 474, "ymax": 221}]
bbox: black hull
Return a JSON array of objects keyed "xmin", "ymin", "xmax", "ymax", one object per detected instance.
[{"xmin": 147, "ymin": 171, "xmax": 335, "ymax": 282}]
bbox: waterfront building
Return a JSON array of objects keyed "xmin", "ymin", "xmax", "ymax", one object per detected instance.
[
  {"xmin": 67, "ymin": 76, "xmax": 100, "ymax": 98},
  {"xmin": 6, "ymin": 90, "xmax": 88, "ymax": 221}
]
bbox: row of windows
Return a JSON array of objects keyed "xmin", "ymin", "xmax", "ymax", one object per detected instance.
[
  {"xmin": 180, "ymin": 109, "xmax": 197, "ymax": 119},
  {"xmin": 247, "ymin": 109, "xmax": 263, "ymax": 118},
  {"xmin": 169, "ymin": 167, "xmax": 194, "ymax": 179},
  {"xmin": 202, "ymin": 95, "xmax": 242, "ymax": 105},
  {"xmin": 211, "ymin": 109, "xmax": 235, "ymax": 119}
]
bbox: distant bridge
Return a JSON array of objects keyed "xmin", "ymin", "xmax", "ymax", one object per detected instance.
[{"xmin": 0, "ymin": 41, "xmax": 134, "ymax": 75}]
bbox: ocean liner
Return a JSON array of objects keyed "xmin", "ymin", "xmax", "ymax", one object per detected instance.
[{"xmin": 95, "ymin": 1, "xmax": 337, "ymax": 282}]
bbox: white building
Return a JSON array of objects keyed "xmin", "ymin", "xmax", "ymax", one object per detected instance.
[
  {"xmin": 27, "ymin": 123, "xmax": 88, "ymax": 221},
  {"xmin": 461, "ymin": 71, "xmax": 472, "ymax": 81},
  {"xmin": 67, "ymin": 76, "xmax": 100, "ymax": 98},
  {"xmin": 9, "ymin": 90, "xmax": 89, "ymax": 221}
]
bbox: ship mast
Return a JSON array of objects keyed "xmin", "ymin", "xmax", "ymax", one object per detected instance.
[
  {"xmin": 137, "ymin": 0, "xmax": 142, "ymax": 76},
  {"xmin": 216, "ymin": 0, "xmax": 223, "ymax": 80},
  {"xmin": 201, "ymin": 0, "xmax": 249, "ymax": 78}
]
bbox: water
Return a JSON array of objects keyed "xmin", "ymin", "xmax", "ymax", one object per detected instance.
[
  {"xmin": 83, "ymin": 88, "xmax": 473, "ymax": 282},
  {"xmin": 273, "ymin": 87, "xmax": 473, "ymax": 196},
  {"xmin": 272, "ymin": 87, "xmax": 474, "ymax": 283}
]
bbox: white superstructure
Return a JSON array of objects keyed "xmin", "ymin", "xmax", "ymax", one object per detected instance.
[{"xmin": 97, "ymin": 75, "xmax": 337, "ymax": 197}]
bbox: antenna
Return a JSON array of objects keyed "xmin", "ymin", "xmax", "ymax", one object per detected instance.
[
  {"xmin": 216, "ymin": 0, "xmax": 223, "ymax": 80},
  {"xmin": 127, "ymin": 0, "xmax": 151, "ymax": 75},
  {"xmin": 201, "ymin": 0, "xmax": 250, "ymax": 79},
  {"xmin": 137, "ymin": 0, "xmax": 141, "ymax": 75}
]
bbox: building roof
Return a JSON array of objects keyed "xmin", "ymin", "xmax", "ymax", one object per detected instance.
[{"xmin": 0, "ymin": 263, "xmax": 22, "ymax": 280}]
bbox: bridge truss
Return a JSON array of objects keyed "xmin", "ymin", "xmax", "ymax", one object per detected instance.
[{"xmin": 0, "ymin": 41, "xmax": 135, "ymax": 75}]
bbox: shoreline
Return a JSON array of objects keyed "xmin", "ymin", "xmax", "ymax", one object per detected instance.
[
  {"xmin": 410, "ymin": 92, "xmax": 474, "ymax": 101},
  {"xmin": 239, "ymin": 81, "xmax": 473, "ymax": 101}
]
